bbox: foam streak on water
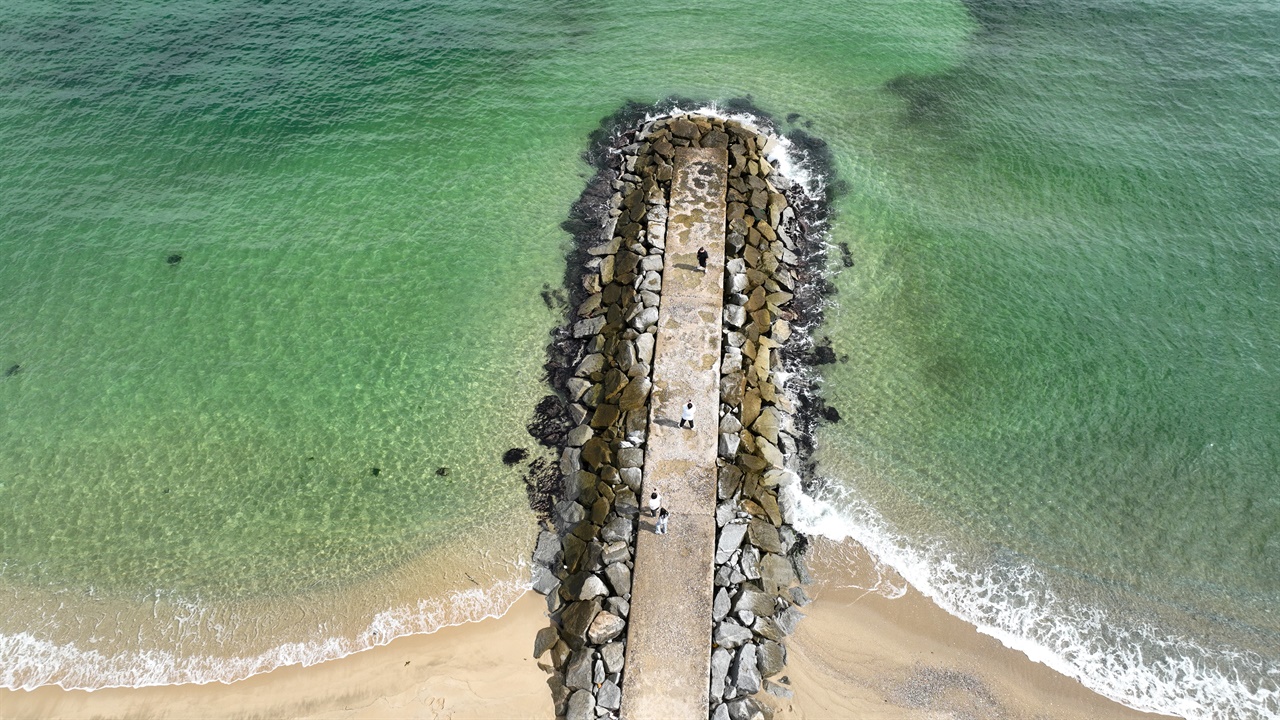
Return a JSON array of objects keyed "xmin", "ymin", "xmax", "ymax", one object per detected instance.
[{"xmin": 0, "ymin": 565, "xmax": 530, "ymax": 691}]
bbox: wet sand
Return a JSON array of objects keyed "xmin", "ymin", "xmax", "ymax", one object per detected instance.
[{"xmin": 2, "ymin": 539, "xmax": 1178, "ymax": 720}]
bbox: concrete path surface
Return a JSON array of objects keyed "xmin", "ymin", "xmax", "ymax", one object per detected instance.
[{"xmin": 620, "ymin": 147, "xmax": 727, "ymax": 720}]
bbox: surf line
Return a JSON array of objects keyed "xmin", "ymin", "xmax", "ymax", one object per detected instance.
[{"xmin": 526, "ymin": 105, "xmax": 834, "ymax": 720}]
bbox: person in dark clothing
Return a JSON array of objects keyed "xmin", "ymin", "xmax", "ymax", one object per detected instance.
[{"xmin": 696, "ymin": 247, "xmax": 709, "ymax": 271}]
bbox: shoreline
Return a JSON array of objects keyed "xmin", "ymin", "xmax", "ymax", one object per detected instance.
[{"xmin": 2, "ymin": 539, "xmax": 1176, "ymax": 720}]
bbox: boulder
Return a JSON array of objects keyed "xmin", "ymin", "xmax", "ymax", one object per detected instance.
[
  {"xmin": 559, "ymin": 447, "xmax": 581, "ymax": 475},
  {"xmin": 601, "ymin": 641, "xmax": 625, "ymax": 673},
  {"xmin": 725, "ymin": 697, "xmax": 766, "ymax": 720},
  {"xmin": 741, "ymin": 391, "xmax": 761, "ymax": 427},
  {"xmin": 532, "ymin": 530, "xmax": 561, "ymax": 567},
  {"xmin": 716, "ymin": 501, "xmax": 737, "ymax": 528},
  {"xmin": 751, "ymin": 407, "xmax": 780, "ymax": 444},
  {"xmin": 757, "ymin": 639, "xmax": 786, "ymax": 677},
  {"xmin": 714, "ymin": 619, "xmax": 753, "ymax": 648},
  {"xmin": 617, "ymin": 376, "xmax": 651, "ymax": 411},
  {"xmin": 600, "ymin": 515, "xmax": 632, "ymax": 544},
  {"xmin": 710, "ymin": 646, "xmax": 733, "ymax": 699},
  {"xmin": 713, "ymin": 587, "xmax": 731, "ymax": 622},
  {"xmin": 716, "ymin": 522, "xmax": 748, "ymax": 564},
  {"xmin": 739, "ymin": 545, "xmax": 761, "ymax": 580},
  {"xmin": 788, "ymin": 586, "xmax": 813, "ymax": 607},
  {"xmin": 533, "ymin": 625, "xmax": 559, "ymax": 658},
  {"xmin": 631, "ymin": 305, "xmax": 659, "ymax": 330},
  {"xmin": 607, "ymin": 595, "xmax": 630, "ymax": 619},
  {"xmin": 639, "ymin": 271, "xmax": 662, "ymax": 293},
  {"xmin": 757, "ymin": 438, "xmax": 785, "ymax": 468},
  {"xmin": 575, "ymin": 574, "xmax": 608, "ymax": 601},
  {"xmin": 759, "ymin": 553, "xmax": 797, "ymax": 595},
  {"xmin": 719, "ymin": 432, "xmax": 741, "ymax": 459},
  {"xmin": 725, "ymin": 304, "xmax": 747, "ymax": 328},
  {"xmin": 580, "ymin": 437, "xmax": 610, "ymax": 469},
  {"xmin": 565, "ymin": 650, "xmax": 594, "ymax": 690},
  {"xmin": 776, "ymin": 605, "xmax": 804, "ymax": 635},
  {"xmin": 587, "ymin": 611, "xmax": 626, "ymax": 644},
  {"xmin": 635, "ymin": 332, "xmax": 655, "ymax": 364},
  {"xmin": 576, "ymin": 351, "xmax": 604, "ymax": 376},
  {"xmin": 734, "ymin": 587, "xmax": 776, "ymax": 618},
  {"xmin": 619, "ymin": 467, "xmax": 643, "ymax": 492},
  {"xmin": 566, "ymin": 689, "xmax": 595, "ymax": 720},
  {"xmin": 601, "ymin": 540, "xmax": 629, "ymax": 565},
  {"xmin": 747, "ymin": 518, "xmax": 783, "ymax": 554},
  {"xmin": 730, "ymin": 643, "xmax": 762, "ymax": 694},
  {"xmin": 572, "ymin": 315, "xmax": 606, "ymax": 338},
  {"xmin": 597, "ymin": 679, "xmax": 622, "ymax": 710},
  {"xmin": 567, "ymin": 377, "xmax": 591, "ymax": 402},
  {"xmin": 566, "ymin": 424, "xmax": 593, "ymax": 448},
  {"xmin": 617, "ymin": 447, "xmax": 644, "ymax": 468},
  {"xmin": 718, "ymin": 465, "xmax": 744, "ymax": 500},
  {"xmin": 561, "ymin": 599, "xmax": 601, "ymax": 642},
  {"xmin": 589, "ymin": 403, "xmax": 620, "ymax": 429},
  {"xmin": 531, "ymin": 565, "xmax": 559, "ymax": 595},
  {"xmin": 604, "ymin": 561, "xmax": 632, "ymax": 595}
]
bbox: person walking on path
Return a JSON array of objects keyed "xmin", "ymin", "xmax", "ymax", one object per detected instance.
[
  {"xmin": 655, "ymin": 508, "xmax": 670, "ymax": 534},
  {"xmin": 696, "ymin": 247, "xmax": 709, "ymax": 272},
  {"xmin": 679, "ymin": 401, "xmax": 695, "ymax": 429},
  {"xmin": 647, "ymin": 490, "xmax": 662, "ymax": 517}
]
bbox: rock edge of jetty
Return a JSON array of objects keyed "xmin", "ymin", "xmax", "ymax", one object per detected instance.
[{"xmin": 527, "ymin": 106, "xmax": 834, "ymax": 720}]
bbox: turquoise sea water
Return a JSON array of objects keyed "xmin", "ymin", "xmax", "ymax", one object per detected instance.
[{"xmin": 1, "ymin": 0, "xmax": 1277, "ymax": 716}]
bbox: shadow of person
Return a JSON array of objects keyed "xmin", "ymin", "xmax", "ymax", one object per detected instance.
[
  {"xmin": 654, "ymin": 417, "xmax": 680, "ymax": 429},
  {"xmin": 673, "ymin": 262, "xmax": 705, "ymax": 272}
]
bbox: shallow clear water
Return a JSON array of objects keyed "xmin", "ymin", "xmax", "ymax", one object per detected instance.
[{"xmin": 1, "ymin": 0, "xmax": 1277, "ymax": 715}]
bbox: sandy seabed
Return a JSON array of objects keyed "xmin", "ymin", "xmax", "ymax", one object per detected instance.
[{"xmin": 2, "ymin": 538, "xmax": 1175, "ymax": 720}]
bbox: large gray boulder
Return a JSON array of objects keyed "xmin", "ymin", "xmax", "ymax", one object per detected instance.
[
  {"xmin": 575, "ymin": 574, "xmax": 608, "ymax": 601},
  {"xmin": 716, "ymin": 522, "xmax": 748, "ymax": 563},
  {"xmin": 575, "ymin": 353, "xmax": 605, "ymax": 377},
  {"xmin": 566, "ymin": 424, "xmax": 593, "ymax": 447},
  {"xmin": 596, "ymin": 679, "xmax": 622, "ymax": 710},
  {"xmin": 529, "ymin": 527, "xmax": 560, "ymax": 566},
  {"xmin": 631, "ymin": 305, "xmax": 659, "ymax": 329},
  {"xmin": 757, "ymin": 639, "xmax": 786, "ymax": 677},
  {"xmin": 566, "ymin": 689, "xmax": 596, "ymax": 720},
  {"xmin": 600, "ymin": 641, "xmax": 626, "ymax": 673},
  {"xmin": 600, "ymin": 515, "xmax": 632, "ymax": 544},
  {"xmin": 533, "ymin": 626, "xmax": 559, "ymax": 659},
  {"xmin": 713, "ymin": 587, "xmax": 731, "ymax": 622},
  {"xmin": 604, "ymin": 561, "xmax": 632, "ymax": 596},
  {"xmin": 617, "ymin": 447, "xmax": 644, "ymax": 468},
  {"xmin": 713, "ymin": 619, "xmax": 753, "ymax": 648},
  {"xmin": 531, "ymin": 564, "xmax": 559, "ymax": 595},
  {"xmin": 730, "ymin": 643, "xmax": 761, "ymax": 694},
  {"xmin": 710, "ymin": 647, "xmax": 732, "ymax": 698},
  {"xmin": 725, "ymin": 696, "xmax": 766, "ymax": 720},
  {"xmin": 565, "ymin": 650, "xmax": 594, "ymax": 690},
  {"xmin": 733, "ymin": 587, "xmax": 775, "ymax": 618}
]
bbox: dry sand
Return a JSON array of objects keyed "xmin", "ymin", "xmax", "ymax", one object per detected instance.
[{"xmin": 2, "ymin": 538, "xmax": 1178, "ymax": 720}]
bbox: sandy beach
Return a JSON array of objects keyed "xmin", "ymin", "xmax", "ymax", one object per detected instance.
[{"xmin": 2, "ymin": 538, "xmax": 1175, "ymax": 720}]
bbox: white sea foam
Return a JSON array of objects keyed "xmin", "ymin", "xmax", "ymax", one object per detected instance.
[
  {"xmin": 640, "ymin": 104, "xmax": 828, "ymax": 201},
  {"xmin": 0, "ymin": 560, "xmax": 531, "ymax": 691},
  {"xmin": 791, "ymin": 485, "xmax": 1280, "ymax": 719}
]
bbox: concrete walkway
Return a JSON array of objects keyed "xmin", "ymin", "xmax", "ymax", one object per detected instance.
[{"xmin": 620, "ymin": 147, "xmax": 727, "ymax": 720}]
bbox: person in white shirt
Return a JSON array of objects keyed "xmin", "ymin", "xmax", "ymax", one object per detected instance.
[
  {"xmin": 647, "ymin": 490, "xmax": 662, "ymax": 517},
  {"xmin": 679, "ymin": 401, "xmax": 695, "ymax": 429},
  {"xmin": 656, "ymin": 508, "xmax": 670, "ymax": 534}
]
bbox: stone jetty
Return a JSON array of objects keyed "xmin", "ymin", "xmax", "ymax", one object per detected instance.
[{"xmin": 529, "ymin": 110, "xmax": 828, "ymax": 720}]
